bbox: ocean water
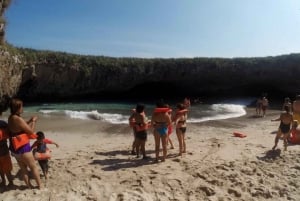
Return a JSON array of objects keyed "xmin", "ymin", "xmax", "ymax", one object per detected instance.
[{"xmin": 23, "ymin": 98, "xmax": 255, "ymax": 124}]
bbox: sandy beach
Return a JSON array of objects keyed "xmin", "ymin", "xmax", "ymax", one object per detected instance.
[{"xmin": 1, "ymin": 107, "xmax": 300, "ymax": 201}]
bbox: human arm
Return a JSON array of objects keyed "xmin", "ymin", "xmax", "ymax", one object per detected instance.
[
  {"xmin": 9, "ymin": 115, "xmax": 35, "ymax": 135},
  {"xmin": 27, "ymin": 116, "xmax": 38, "ymax": 130},
  {"xmin": 45, "ymin": 138, "xmax": 59, "ymax": 148},
  {"xmin": 31, "ymin": 141, "xmax": 37, "ymax": 150},
  {"xmin": 271, "ymin": 116, "xmax": 281, "ymax": 121},
  {"xmin": 52, "ymin": 142, "xmax": 59, "ymax": 148}
]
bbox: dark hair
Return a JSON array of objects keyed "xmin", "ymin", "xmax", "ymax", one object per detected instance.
[
  {"xmin": 9, "ymin": 98, "xmax": 23, "ymax": 115},
  {"xmin": 284, "ymin": 105, "xmax": 290, "ymax": 112},
  {"xmin": 156, "ymin": 99, "xmax": 165, "ymax": 108},
  {"xmin": 136, "ymin": 103, "xmax": 145, "ymax": 113},
  {"xmin": 177, "ymin": 103, "xmax": 186, "ymax": 110},
  {"xmin": 36, "ymin": 131, "xmax": 45, "ymax": 140}
]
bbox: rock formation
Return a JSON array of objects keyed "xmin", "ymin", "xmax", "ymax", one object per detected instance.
[
  {"xmin": 0, "ymin": 0, "xmax": 21, "ymax": 112},
  {"xmin": 1, "ymin": 0, "xmax": 300, "ymax": 110}
]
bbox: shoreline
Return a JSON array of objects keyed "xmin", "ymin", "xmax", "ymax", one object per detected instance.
[{"xmin": 2, "ymin": 106, "xmax": 300, "ymax": 201}]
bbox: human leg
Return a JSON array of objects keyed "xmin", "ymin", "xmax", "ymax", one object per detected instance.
[
  {"xmin": 38, "ymin": 160, "xmax": 48, "ymax": 179},
  {"xmin": 0, "ymin": 172, "xmax": 5, "ymax": 186},
  {"xmin": 176, "ymin": 129, "xmax": 183, "ymax": 156},
  {"xmin": 135, "ymin": 138, "xmax": 141, "ymax": 158},
  {"xmin": 0, "ymin": 154, "xmax": 13, "ymax": 186},
  {"xmin": 161, "ymin": 134, "xmax": 167, "ymax": 161},
  {"xmin": 283, "ymin": 133, "xmax": 289, "ymax": 151},
  {"xmin": 131, "ymin": 129, "xmax": 136, "ymax": 154},
  {"xmin": 22, "ymin": 152, "xmax": 42, "ymax": 189},
  {"xmin": 140, "ymin": 140, "xmax": 147, "ymax": 158},
  {"xmin": 168, "ymin": 137, "xmax": 174, "ymax": 149},
  {"xmin": 16, "ymin": 157, "xmax": 32, "ymax": 188},
  {"xmin": 272, "ymin": 130, "xmax": 281, "ymax": 150},
  {"xmin": 154, "ymin": 132, "xmax": 160, "ymax": 161},
  {"xmin": 182, "ymin": 133, "xmax": 186, "ymax": 153}
]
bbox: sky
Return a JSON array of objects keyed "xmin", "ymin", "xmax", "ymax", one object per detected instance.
[{"xmin": 4, "ymin": 0, "xmax": 300, "ymax": 58}]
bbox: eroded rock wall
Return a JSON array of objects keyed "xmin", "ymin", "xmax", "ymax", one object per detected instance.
[
  {"xmin": 17, "ymin": 55, "xmax": 300, "ymax": 101},
  {"xmin": 0, "ymin": 0, "xmax": 21, "ymax": 112}
]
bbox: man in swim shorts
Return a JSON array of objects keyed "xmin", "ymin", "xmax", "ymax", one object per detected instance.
[{"xmin": 271, "ymin": 105, "xmax": 293, "ymax": 151}]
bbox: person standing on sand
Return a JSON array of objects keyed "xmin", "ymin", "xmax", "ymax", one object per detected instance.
[
  {"xmin": 0, "ymin": 117, "xmax": 14, "ymax": 188},
  {"xmin": 129, "ymin": 104, "xmax": 149, "ymax": 159},
  {"xmin": 174, "ymin": 103, "xmax": 188, "ymax": 156},
  {"xmin": 256, "ymin": 96, "xmax": 263, "ymax": 116},
  {"xmin": 151, "ymin": 101, "xmax": 172, "ymax": 162},
  {"xmin": 165, "ymin": 104, "xmax": 174, "ymax": 150},
  {"xmin": 282, "ymin": 97, "xmax": 292, "ymax": 111},
  {"xmin": 292, "ymin": 95, "xmax": 300, "ymax": 123},
  {"xmin": 261, "ymin": 96, "xmax": 269, "ymax": 117},
  {"xmin": 128, "ymin": 109, "xmax": 137, "ymax": 155},
  {"xmin": 183, "ymin": 97, "xmax": 191, "ymax": 108},
  {"xmin": 7, "ymin": 98, "xmax": 42, "ymax": 189},
  {"xmin": 271, "ymin": 105, "xmax": 293, "ymax": 151}
]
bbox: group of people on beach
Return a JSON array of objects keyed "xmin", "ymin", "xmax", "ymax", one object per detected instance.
[
  {"xmin": 0, "ymin": 98, "xmax": 59, "ymax": 190},
  {"xmin": 271, "ymin": 95, "xmax": 300, "ymax": 151},
  {"xmin": 256, "ymin": 95, "xmax": 269, "ymax": 117},
  {"xmin": 129, "ymin": 98, "xmax": 190, "ymax": 162}
]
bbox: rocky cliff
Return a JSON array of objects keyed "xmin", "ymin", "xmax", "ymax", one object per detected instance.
[
  {"xmin": 0, "ymin": 0, "xmax": 22, "ymax": 112},
  {"xmin": 18, "ymin": 53, "xmax": 300, "ymax": 102},
  {"xmin": 1, "ymin": 0, "xmax": 300, "ymax": 110}
]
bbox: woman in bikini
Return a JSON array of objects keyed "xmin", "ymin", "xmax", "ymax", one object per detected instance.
[
  {"xmin": 174, "ymin": 103, "xmax": 188, "ymax": 156},
  {"xmin": 151, "ymin": 101, "xmax": 172, "ymax": 162},
  {"xmin": 8, "ymin": 98, "xmax": 42, "ymax": 189},
  {"xmin": 271, "ymin": 105, "xmax": 293, "ymax": 151}
]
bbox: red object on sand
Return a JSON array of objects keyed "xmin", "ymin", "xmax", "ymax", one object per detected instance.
[{"xmin": 233, "ymin": 132, "xmax": 247, "ymax": 138}]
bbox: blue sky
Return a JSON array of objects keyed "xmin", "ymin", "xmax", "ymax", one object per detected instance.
[{"xmin": 4, "ymin": 0, "xmax": 300, "ymax": 58}]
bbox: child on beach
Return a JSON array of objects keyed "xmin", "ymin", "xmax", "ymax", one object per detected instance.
[{"xmin": 31, "ymin": 131, "xmax": 59, "ymax": 179}]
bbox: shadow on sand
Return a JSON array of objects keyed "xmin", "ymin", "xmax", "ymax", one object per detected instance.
[
  {"xmin": 89, "ymin": 150, "xmax": 157, "ymax": 171},
  {"xmin": 257, "ymin": 149, "xmax": 282, "ymax": 162}
]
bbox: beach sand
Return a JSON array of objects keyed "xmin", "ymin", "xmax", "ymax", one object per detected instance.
[{"xmin": 1, "ymin": 107, "xmax": 300, "ymax": 201}]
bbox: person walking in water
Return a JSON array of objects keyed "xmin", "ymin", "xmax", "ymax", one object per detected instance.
[{"xmin": 271, "ymin": 105, "xmax": 293, "ymax": 151}]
